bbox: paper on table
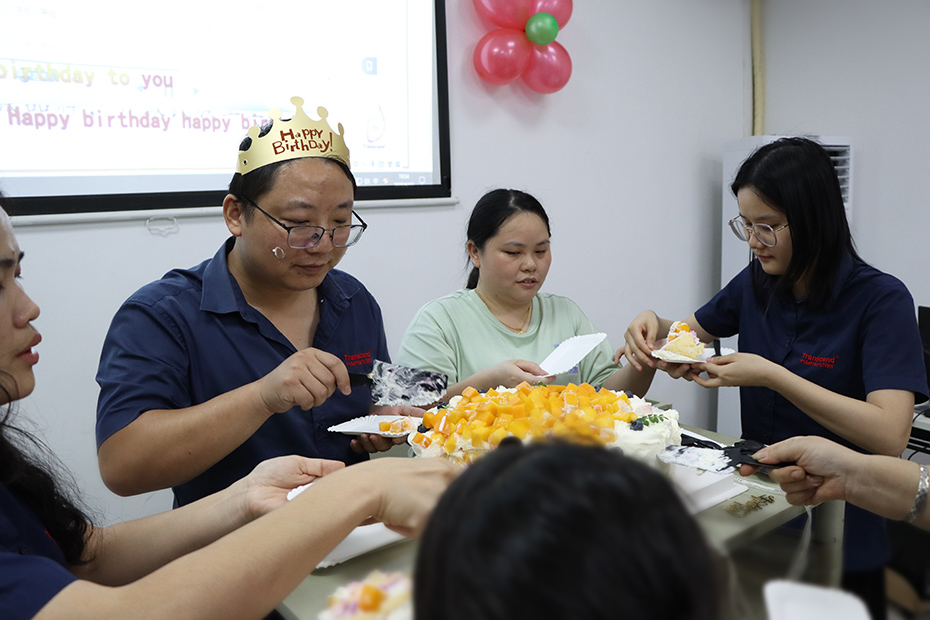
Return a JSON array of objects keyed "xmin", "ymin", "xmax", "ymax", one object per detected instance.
[
  {"xmin": 666, "ymin": 463, "xmax": 745, "ymax": 514},
  {"xmin": 764, "ymin": 580, "xmax": 870, "ymax": 620},
  {"xmin": 316, "ymin": 523, "xmax": 406, "ymax": 569},
  {"xmin": 539, "ymin": 333, "xmax": 607, "ymax": 376}
]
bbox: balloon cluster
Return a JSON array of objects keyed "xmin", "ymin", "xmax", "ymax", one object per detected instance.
[{"xmin": 473, "ymin": 0, "xmax": 573, "ymax": 94}]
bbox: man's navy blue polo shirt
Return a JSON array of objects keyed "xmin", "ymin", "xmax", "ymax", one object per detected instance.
[
  {"xmin": 0, "ymin": 484, "xmax": 76, "ymax": 619},
  {"xmin": 96, "ymin": 238, "xmax": 389, "ymax": 506}
]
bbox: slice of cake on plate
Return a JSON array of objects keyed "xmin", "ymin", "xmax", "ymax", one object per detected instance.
[{"xmin": 657, "ymin": 321, "xmax": 705, "ymax": 361}]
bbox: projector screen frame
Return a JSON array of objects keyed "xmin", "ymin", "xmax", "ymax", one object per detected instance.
[{"xmin": 3, "ymin": 0, "xmax": 452, "ymax": 218}]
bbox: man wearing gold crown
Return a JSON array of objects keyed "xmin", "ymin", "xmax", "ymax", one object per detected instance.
[{"xmin": 94, "ymin": 98, "xmax": 405, "ymax": 506}]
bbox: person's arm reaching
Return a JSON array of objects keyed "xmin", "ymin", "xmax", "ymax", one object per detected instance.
[
  {"xmin": 98, "ymin": 347, "xmax": 351, "ymax": 496},
  {"xmin": 742, "ymin": 436, "xmax": 930, "ymax": 530},
  {"xmin": 76, "ymin": 455, "xmax": 343, "ymax": 586},
  {"xmin": 37, "ymin": 456, "xmax": 458, "ymax": 620},
  {"xmin": 694, "ymin": 354, "xmax": 913, "ymax": 455}
]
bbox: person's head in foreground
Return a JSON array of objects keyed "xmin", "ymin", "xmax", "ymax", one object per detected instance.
[
  {"xmin": 729, "ymin": 136, "xmax": 860, "ymax": 308},
  {"xmin": 414, "ymin": 439, "xmax": 718, "ymax": 620}
]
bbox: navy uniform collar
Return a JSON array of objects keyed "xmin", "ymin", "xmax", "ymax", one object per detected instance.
[
  {"xmin": 795, "ymin": 253, "xmax": 856, "ymax": 307},
  {"xmin": 200, "ymin": 237, "xmax": 242, "ymax": 315},
  {"xmin": 200, "ymin": 237, "xmax": 356, "ymax": 316},
  {"xmin": 834, "ymin": 253, "xmax": 855, "ymax": 291}
]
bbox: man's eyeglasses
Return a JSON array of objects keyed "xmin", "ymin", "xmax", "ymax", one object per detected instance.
[
  {"xmin": 728, "ymin": 216, "xmax": 789, "ymax": 248},
  {"xmin": 243, "ymin": 198, "xmax": 367, "ymax": 249}
]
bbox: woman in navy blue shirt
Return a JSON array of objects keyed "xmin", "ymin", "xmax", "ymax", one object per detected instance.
[
  {"xmin": 0, "ymin": 193, "xmax": 456, "ymax": 619},
  {"xmin": 623, "ymin": 137, "xmax": 927, "ymax": 620}
]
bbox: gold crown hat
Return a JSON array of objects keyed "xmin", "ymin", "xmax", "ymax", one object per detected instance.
[{"xmin": 236, "ymin": 97, "xmax": 350, "ymax": 175}]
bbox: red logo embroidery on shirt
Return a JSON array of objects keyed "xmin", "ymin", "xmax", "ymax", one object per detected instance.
[
  {"xmin": 800, "ymin": 352, "xmax": 837, "ymax": 369},
  {"xmin": 343, "ymin": 350, "xmax": 372, "ymax": 368}
]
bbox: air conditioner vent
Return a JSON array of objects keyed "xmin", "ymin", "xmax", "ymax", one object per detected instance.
[{"xmin": 821, "ymin": 143, "xmax": 852, "ymax": 209}]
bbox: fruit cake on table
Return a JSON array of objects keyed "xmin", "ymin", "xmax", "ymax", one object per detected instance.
[{"xmin": 409, "ymin": 382, "xmax": 681, "ymax": 467}]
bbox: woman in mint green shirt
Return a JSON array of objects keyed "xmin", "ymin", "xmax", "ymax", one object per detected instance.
[{"xmin": 397, "ymin": 189, "xmax": 655, "ymax": 399}]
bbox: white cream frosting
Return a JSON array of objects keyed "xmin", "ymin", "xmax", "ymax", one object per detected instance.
[{"xmin": 612, "ymin": 408, "xmax": 682, "ymax": 465}]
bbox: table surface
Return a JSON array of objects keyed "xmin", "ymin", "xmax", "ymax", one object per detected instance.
[{"xmin": 277, "ymin": 427, "xmax": 823, "ymax": 620}]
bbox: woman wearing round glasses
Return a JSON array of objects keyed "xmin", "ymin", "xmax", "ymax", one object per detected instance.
[
  {"xmin": 95, "ymin": 100, "xmax": 406, "ymax": 508},
  {"xmin": 623, "ymin": 137, "xmax": 926, "ymax": 618}
]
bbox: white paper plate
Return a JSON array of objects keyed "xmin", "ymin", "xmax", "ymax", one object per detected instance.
[
  {"xmin": 286, "ymin": 481, "xmax": 314, "ymax": 501},
  {"xmin": 764, "ymin": 580, "xmax": 869, "ymax": 620},
  {"xmin": 652, "ymin": 346, "xmax": 735, "ymax": 364},
  {"xmin": 316, "ymin": 523, "xmax": 407, "ymax": 569},
  {"xmin": 540, "ymin": 333, "xmax": 607, "ymax": 375},
  {"xmin": 327, "ymin": 415, "xmax": 419, "ymax": 437}
]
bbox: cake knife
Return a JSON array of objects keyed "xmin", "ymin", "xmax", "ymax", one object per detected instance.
[
  {"xmin": 348, "ymin": 360, "xmax": 448, "ymax": 407},
  {"xmin": 658, "ymin": 439, "xmax": 794, "ymax": 474}
]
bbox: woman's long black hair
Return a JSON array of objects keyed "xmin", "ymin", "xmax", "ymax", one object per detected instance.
[
  {"xmin": 0, "ymin": 363, "xmax": 91, "ymax": 568},
  {"xmin": 731, "ymin": 137, "xmax": 862, "ymax": 310},
  {"xmin": 0, "ymin": 193, "xmax": 91, "ymax": 566},
  {"xmin": 414, "ymin": 440, "xmax": 718, "ymax": 620}
]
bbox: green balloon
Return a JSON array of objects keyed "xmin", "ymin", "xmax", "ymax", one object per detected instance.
[{"xmin": 525, "ymin": 12, "xmax": 559, "ymax": 46}]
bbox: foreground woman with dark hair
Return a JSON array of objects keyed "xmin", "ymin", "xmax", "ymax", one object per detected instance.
[
  {"xmin": 0, "ymin": 193, "xmax": 457, "ymax": 620},
  {"xmin": 414, "ymin": 440, "xmax": 718, "ymax": 620}
]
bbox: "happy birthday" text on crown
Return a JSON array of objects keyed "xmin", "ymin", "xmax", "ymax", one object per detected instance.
[{"xmin": 236, "ymin": 97, "xmax": 350, "ymax": 175}]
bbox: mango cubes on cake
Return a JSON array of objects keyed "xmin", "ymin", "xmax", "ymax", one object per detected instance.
[{"xmin": 409, "ymin": 382, "xmax": 680, "ymax": 466}]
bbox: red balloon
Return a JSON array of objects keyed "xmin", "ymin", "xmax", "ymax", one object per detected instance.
[
  {"xmin": 529, "ymin": 0, "xmax": 572, "ymax": 28},
  {"xmin": 473, "ymin": 0, "xmax": 531, "ymax": 29},
  {"xmin": 522, "ymin": 41, "xmax": 572, "ymax": 94},
  {"xmin": 474, "ymin": 28, "xmax": 532, "ymax": 85}
]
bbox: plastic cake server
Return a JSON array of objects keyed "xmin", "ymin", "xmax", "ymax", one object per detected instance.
[
  {"xmin": 658, "ymin": 439, "xmax": 795, "ymax": 474},
  {"xmin": 539, "ymin": 333, "xmax": 608, "ymax": 376},
  {"xmin": 348, "ymin": 360, "xmax": 448, "ymax": 407}
]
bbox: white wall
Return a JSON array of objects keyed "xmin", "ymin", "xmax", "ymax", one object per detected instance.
[
  {"xmin": 10, "ymin": 1, "xmax": 749, "ymax": 524},
  {"xmin": 762, "ymin": 0, "xmax": 930, "ymax": 306}
]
